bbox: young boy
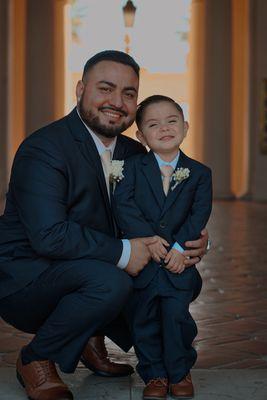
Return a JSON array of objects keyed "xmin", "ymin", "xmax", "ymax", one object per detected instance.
[{"xmin": 114, "ymin": 95, "xmax": 212, "ymax": 400}]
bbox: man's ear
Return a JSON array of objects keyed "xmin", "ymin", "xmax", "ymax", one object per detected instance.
[
  {"xmin": 136, "ymin": 130, "xmax": 147, "ymax": 146},
  {"xmin": 183, "ymin": 121, "xmax": 189, "ymax": 137},
  {"xmin": 76, "ymin": 80, "xmax": 84, "ymax": 103}
]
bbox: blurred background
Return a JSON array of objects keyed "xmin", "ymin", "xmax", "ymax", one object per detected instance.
[{"xmin": 0, "ymin": 0, "xmax": 267, "ymax": 202}]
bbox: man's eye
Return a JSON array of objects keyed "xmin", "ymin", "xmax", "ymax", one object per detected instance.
[
  {"xmin": 100, "ymin": 87, "xmax": 111, "ymax": 92},
  {"xmin": 124, "ymin": 92, "xmax": 135, "ymax": 99}
]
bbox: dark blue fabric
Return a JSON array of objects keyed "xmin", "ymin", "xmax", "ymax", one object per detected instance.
[
  {"xmin": 114, "ymin": 150, "xmax": 212, "ymax": 290},
  {"xmin": 0, "ymin": 108, "xmax": 146, "ymax": 361},
  {"xmin": 114, "ymin": 152, "xmax": 212, "ymax": 382},
  {"xmin": 0, "ymin": 259, "xmax": 133, "ymax": 372},
  {"xmin": 127, "ymin": 269, "xmax": 197, "ymax": 383},
  {"xmin": 0, "ymin": 108, "xmax": 145, "ymax": 299}
]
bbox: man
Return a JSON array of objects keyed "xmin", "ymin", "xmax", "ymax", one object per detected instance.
[{"xmin": 0, "ymin": 51, "xmax": 208, "ymax": 400}]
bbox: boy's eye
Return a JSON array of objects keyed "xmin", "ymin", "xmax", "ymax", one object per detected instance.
[
  {"xmin": 168, "ymin": 119, "xmax": 178, "ymax": 124},
  {"xmin": 148, "ymin": 123, "xmax": 158, "ymax": 128}
]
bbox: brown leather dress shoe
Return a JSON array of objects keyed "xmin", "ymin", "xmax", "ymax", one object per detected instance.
[
  {"xmin": 169, "ymin": 373, "xmax": 194, "ymax": 399},
  {"xmin": 16, "ymin": 352, "xmax": 73, "ymax": 400},
  {"xmin": 143, "ymin": 378, "xmax": 168, "ymax": 400},
  {"xmin": 80, "ymin": 335, "xmax": 134, "ymax": 377}
]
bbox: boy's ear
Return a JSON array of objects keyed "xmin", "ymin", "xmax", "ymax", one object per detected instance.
[
  {"xmin": 183, "ymin": 121, "xmax": 189, "ymax": 137},
  {"xmin": 136, "ymin": 130, "xmax": 147, "ymax": 146}
]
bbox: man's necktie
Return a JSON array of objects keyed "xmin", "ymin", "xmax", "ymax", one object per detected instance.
[
  {"xmin": 160, "ymin": 165, "xmax": 174, "ymax": 195},
  {"xmin": 100, "ymin": 150, "xmax": 111, "ymax": 197}
]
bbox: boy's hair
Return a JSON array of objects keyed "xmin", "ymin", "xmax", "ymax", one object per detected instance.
[
  {"xmin": 136, "ymin": 95, "xmax": 184, "ymax": 130},
  {"xmin": 82, "ymin": 50, "xmax": 140, "ymax": 80}
]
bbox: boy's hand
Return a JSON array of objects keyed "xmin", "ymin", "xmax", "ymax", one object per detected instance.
[
  {"xmin": 164, "ymin": 248, "xmax": 186, "ymax": 274},
  {"xmin": 147, "ymin": 235, "xmax": 169, "ymax": 263}
]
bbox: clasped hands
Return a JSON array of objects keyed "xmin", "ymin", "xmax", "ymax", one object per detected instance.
[
  {"xmin": 125, "ymin": 229, "xmax": 208, "ymax": 277},
  {"xmin": 147, "ymin": 236, "xmax": 185, "ymax": 274}
]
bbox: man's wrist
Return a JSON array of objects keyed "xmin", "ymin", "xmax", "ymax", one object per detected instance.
[{"xmin": 117, "ymin": 239, "xmax": 131, "ymax": 269}]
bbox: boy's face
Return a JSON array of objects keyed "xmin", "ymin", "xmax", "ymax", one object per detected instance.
[{"xmin": 136, "ymin": 101, "xmax": 188, "ymax": 155}]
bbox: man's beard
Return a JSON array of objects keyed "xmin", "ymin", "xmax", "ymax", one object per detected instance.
[{"xmin": 78, "ymin": 99, "xmax": 134, "ymax": 139}]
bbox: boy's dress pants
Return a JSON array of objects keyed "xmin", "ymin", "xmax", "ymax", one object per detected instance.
[{"xmin": 128, "ymin": 267, "xmax": 199, "ymax": 384}]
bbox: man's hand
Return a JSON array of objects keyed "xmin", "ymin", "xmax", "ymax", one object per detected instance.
[
  {"xmin": 183, "ymin": 228, "xmax": 209, "ymax": 266},
  {"xmin": 125, "ymin": 238, "xmax": 151, "ymax": 277},
  {"xmin": 164, "ymin": 248, "xmax": 186, "ymax": 274},
  {"xmin": 146, "ymin": 235, "xmax": 169, "ymax": 263}
]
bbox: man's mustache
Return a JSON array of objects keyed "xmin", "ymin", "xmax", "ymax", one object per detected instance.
[{"xmin": 99, "ymin": 107, "xmax": 128, "ymax": 117}]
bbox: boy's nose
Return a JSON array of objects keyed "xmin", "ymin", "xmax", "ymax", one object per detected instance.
[{"xmin": 160, "ymin": 123, "xmax": 170, "ymax": 131}]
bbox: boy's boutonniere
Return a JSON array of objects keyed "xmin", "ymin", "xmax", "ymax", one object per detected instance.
[
  {"xmin": 109, "ymin": 160, "xmax": 124, "ymax": 191},
  {"xmin": 171, "ymin": 167, "xmax": 190, "ymax": 191}
]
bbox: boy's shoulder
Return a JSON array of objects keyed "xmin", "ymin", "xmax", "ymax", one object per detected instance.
[{"xmin": 181, "ymin": 151, "xmax": 211, "ymax": 174}]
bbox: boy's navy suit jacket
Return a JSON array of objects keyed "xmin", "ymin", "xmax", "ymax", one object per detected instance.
[
  {"xmin": 0, "ymin": 108, "xmax": 146, "ymax": 301},
  {"xmin": 114, "ymin": 150, "xmax": 212, "ymax": 296}
]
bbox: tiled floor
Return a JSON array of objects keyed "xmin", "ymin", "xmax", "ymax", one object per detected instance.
[{"xmin": 0, "ymin": 200, "xmax": 267, "ymax": 398}]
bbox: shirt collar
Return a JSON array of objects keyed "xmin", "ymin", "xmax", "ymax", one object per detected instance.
[
  {"xmin": 76, "ymin": 107, "xmax": 117, "ymax": 158},
  {"xmin": 154, "ymin": 151, "xmax": 180, "ymax": 170}
]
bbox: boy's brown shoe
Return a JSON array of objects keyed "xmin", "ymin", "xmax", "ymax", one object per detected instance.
[
  {"xmin": 169, "ymin": 373, "xmax": 194, "ymax": 399},
  {"xmin": 16, "ymin": 352, "xmax": 73, "ymax": 400},
  {"xmin": 143, "ymin": 378, "xmax": 168, "ymax": 400}
]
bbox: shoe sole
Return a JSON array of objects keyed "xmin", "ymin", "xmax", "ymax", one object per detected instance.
[
  {"xmin": 80, "ymin": 357, "xmax": 134, "ymax": 377},
  {"xmin": 16, "ymin": 371, "xmax": 35, "ymax": 400},
  {"xmin": 16, "ymin": 370, "xmax": 72, "ymax": 400}
]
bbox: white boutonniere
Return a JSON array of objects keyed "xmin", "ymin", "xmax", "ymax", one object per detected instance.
[
  {"xmin": 109, "ymin": 160, "xmax": 124, "ymax": 191},
  {"xmin": 171, "ymin": 167, "xmax": 190, "ymax": 190}
]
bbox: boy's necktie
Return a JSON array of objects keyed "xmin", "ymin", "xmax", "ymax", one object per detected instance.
[
  {"xmin": 100, "ymin": 150, "xmax": 111, "ymax": 197},
  {"xmin": 160, "ymin": 165, "xmax": 174, "ymax": 195}
]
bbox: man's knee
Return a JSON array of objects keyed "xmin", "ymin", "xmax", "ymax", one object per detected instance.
[{"xmin": 105, "ymin": 270, "xmax": 133, "ymax": 308}]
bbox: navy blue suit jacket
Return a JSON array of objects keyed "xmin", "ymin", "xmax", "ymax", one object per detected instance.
[
  {"xmin": 0, "ymin": 108, "xmax": 146, "ymax": 300},
  {"xmin": 114, "ymin": 150, "xmax": 212, "ymax": 294}
]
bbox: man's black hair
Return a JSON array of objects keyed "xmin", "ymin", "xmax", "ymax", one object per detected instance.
[
  {"xmin": 82, "ymin": 50, "xmax": 140, "ymax": 80},
  {"xmin": 136, "ymin": 95, "xmax": 184, "ymax": 130}
]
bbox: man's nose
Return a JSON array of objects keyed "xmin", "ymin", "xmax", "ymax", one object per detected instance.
[{"xmin": 109, "ymin": 91, "xmax": 123, "ymax": 109}]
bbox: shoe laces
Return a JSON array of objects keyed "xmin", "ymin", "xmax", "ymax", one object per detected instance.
[
  {"xmin": 35, "ymin": 360, "xmax": 58, "ymax": 383},
  {"xmin": 147, "ymin": 378, "xmax": 168, "ymax": 387}
]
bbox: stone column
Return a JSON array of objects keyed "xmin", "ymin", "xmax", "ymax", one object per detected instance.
[
  {"xmin": 202, "ymin": 0, "xmax": 233, "ymax": 198},
  {"xmin": 0, "ymin": 1, "xmax": 8, "ymax": 201},
  {"xmin": 25, "ymin": 0, "xmax": 69, "ymax": 135},
  {"xmin": 249, "ymin": 0, "xmax": 267, "ymax": 201}
]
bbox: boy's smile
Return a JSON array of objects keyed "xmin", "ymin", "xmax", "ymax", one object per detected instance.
[{"xmin": 136, "ymin": 101, "xmax": 188, "ymax": 161}]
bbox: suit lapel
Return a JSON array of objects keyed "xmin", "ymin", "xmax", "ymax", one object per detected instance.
[
  {"xmin": 142, "ymin": 151, "xmax": 166, "ymax": 209},
  {"xmin": 113, "ymin": 136, "xmax": 125, "ymax": 160},
  {"xmin": 161, "ymin": 150, "xmax": 191, "ymax": 216},
  {"xmin": 66, "ymin": 109, "xmax": 113, "ymax": 223}
]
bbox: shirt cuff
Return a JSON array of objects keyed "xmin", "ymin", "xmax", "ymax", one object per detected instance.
[
  {"xmin": 172, "ymin": 242, "xmax": 185, "ymax": 254},
  {"xmin": 117, "ymin": 239, "xmax": 131, "ymax": 269}
]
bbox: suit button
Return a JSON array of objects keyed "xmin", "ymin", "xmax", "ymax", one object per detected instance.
[{"xmin": 160, "ymin": 221, "xmax": 166, "ymax": 228}]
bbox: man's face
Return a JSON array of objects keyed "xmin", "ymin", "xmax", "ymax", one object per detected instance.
[
  {"xmin": 137, "ymin": 101, "xmax": 188, "ymax": 155},
  {"xmin": 76, "ymin": 60, "xmax": 139, "ymax": 138}
]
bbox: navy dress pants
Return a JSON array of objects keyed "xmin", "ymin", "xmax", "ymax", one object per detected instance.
[
  {"xmin": 128, "ymin": 269, "xmax": 198, "ymax": 384},
  {"xmin": 0, "ymin": 259, "xmax": 133, "ymax": 373}
]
